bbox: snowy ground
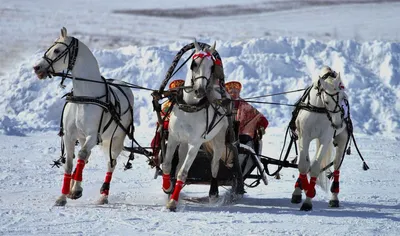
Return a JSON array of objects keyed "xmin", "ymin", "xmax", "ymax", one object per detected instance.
[
  {"xmin": 1, "ymin": 0, "xmax": 400, "ymax": 235},
  {"xmin": 1, "ymin": 128, "xmax": 399, "ymax": 235}
]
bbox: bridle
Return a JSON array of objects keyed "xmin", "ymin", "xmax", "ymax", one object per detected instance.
[
  {"xmin": 315, "ymin": 73, "xmax": 345, "ymax": 129},
  {"xmin": 184, "ymin": 51, "xmax": 217, "ymax": 96},
  {"xmin": 42, "ymin": 37, "xmax": 79, "ymax": 82}
]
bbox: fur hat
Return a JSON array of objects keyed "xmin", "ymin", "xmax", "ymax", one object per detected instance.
[
  {"xmin": 169, "ymin": 79, "xmax": 185, "ymax": 89},
  {"xmin": 225, "ymin": 81, "xmax": 242, "ymax": 92}
]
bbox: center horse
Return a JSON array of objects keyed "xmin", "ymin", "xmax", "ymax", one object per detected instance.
[
  {"xmin": 291, "ymin": 67, "xmax": 350, "ymax": 211},
  {"xmin": 161, "ymin": 41, "xmax": 244, "ymax": 211},
  {"xmin": 33, "ymin": 27, "xmax": 134, "ymax": 206}
]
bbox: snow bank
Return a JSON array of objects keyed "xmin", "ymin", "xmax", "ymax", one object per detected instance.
[{"xmin": 1, "ymin": 38, "xmax": 399, "ymax": 136}]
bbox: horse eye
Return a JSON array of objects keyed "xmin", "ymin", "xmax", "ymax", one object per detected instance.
[
  {"xmin": 54, "ymin": 49, "xmax": 60, "ymax": 54},
  {"xmin": 325, "ymin": 101, "xmax": 329, "ymax": 105}
]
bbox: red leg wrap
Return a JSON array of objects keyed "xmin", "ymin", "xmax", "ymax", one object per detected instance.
[
  {"xmin": 331, "ymin": 170, "xmax": 340, "ymax": 193},
  {"xmin": 333, "ymin": 170, "xmax": 340, "ymax": 182},
  {"xmin": 61, "ymin": 173, "xmax": 72, "ymax": 195},
  {"xmin": 295, "ymin": 178, "xmax": 304, "ymax": 189},
  {"xmin": 71, "ymin": 169, "xmax": 76, "ymax": 180},
  {"xmin": 299, "ymin": 173, "xmax": 309, "ymax": 190},
  {"xmin": 100, "ymin": 172, "xmax": 113, "ymax": 195},
  {"xmin": 171, "ymin": 180, "xmax": 184, "ymax": 202},
  {"xmin": 162, "ymin": 174, "xmax": 171, "ymax": 191},
  {"xmin": 104, "ymin": 172, "xmax": 113, "ymax": 183},
  {"xmin": 73, "ymin": 159, "xmax": 85, "ymax": 182},
  {"xmin": 306, "ymin": 177, "xmax": 317, "ymax": 198}
]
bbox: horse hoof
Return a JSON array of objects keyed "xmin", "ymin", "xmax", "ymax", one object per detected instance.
[
  {"xmin": 166, "ymin": 199, "xmax": 177, "ymax": 212},
  {"xmin": 291, "ymin": 194, "xmax": 302, "ymax": 204},
  {"xmin": 329, "ymin": 200, "xmax": 340, "ymax": 208},
  {"xmin": 209, "ymin": 194, "xmax": 219, "ymax": 204},
  {"xmin": 229, "ymin": 192, "xmax": 243, "ymax": 203},
  {"xmin": 97, "ymin": 195, "xmax": 109, "ymax": 205},
  {"xmin": 300, "ymin": 202, "xmax": 313, "ymax": 211},
  {"xmin": 234, "ymin": 185, "xmax": 246, "ymax": 195},
  {"xmin": 69, "ymin": 190, "xmax": 83, "ymax": 200},
  {"xmin": 209, "ymin": 192, "xmax": 219, "ymax": 199},
  {"xmin": 54, "ymin": 197, "xmax": 67, "ymax": 206}
]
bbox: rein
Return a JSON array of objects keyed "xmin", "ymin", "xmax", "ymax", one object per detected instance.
[{"xmin": 51, "ymin": 73, "xmax": 155, "ymax": 91}]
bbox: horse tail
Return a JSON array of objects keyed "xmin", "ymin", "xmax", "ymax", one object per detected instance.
[{"xmin": 315, "ymin": 139, "xmax": 334, "ymax": 192}]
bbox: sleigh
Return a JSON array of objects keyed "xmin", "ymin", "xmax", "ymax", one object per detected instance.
[{"xmin": 143, "ymin": 42, "xmax": 299, "ymax": 194}]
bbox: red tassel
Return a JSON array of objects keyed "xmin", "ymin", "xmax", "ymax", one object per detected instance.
[
  {"xmin": 61, "ymin": 173, "xmax": 72, "ymax": 195},
  {"xmin": 171, "ymin": 180, "xmax": 184, "ymax": 201}
]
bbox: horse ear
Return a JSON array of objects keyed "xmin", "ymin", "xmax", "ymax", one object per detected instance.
[
  {"xmin": 210, "ymin": 41, "xmax": 216, "ymax": 53},
  {"xmin": 61, "ymin": 27, "xmax": 67, "ymax": 38},
  {"xmin": 336, "ymin": 72, "xmax": 341, "ymax": 80},
  {"xmin": 336, "ymin": 73, "xmax": 346, "ymax": 90},
  {"xmin": 194, "ymin": 39, "xmax": 201, "ymax": 51}
]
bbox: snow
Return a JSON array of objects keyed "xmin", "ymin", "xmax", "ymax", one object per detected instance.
[{"xmin": 1, "ymin": 0, "xmax": 400, "ymax": 235}]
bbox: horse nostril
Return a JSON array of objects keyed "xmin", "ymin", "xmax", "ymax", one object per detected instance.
[{"xmin": 33, "ymin": 65, "xmax": 41, "ymax": 71}]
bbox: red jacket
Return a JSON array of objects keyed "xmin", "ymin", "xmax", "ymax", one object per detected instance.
[{"xmin": 234, "ymin": 99, "xmax": 268, "ymax": 138}]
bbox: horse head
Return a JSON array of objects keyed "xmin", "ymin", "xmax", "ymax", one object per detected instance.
[
  {"xmin": 317, "ymin": 72, "xmax": 347, "ymax": 127},
  {"xmin": 185, "ymin": 40, "xmax": 218, "ymax": 102},
  {"xmin": 33, "ymin": 27, "xmax": 77, "ymax": 79}
]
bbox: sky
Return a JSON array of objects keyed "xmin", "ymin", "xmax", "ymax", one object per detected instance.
[{"xmin": 0, "ymin": 1, "xmax": 399, "ymax": 235}]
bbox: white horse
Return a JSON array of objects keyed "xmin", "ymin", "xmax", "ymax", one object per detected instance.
[
  {"xmin": 291, "ymin": 66, "xmax": 349, "ymax": 211},
  {"xmin": 161, "ymin": 41, "xmax": 243, "ymax": 211},
  {"xmin": 33, "ymin": 27, "xmax": 134, "ymax": 206}
]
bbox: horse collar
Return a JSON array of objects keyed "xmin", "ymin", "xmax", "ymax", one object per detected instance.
[{"xmin": 175, "ymin": 93, "xmax": 209, "ymax": 113}]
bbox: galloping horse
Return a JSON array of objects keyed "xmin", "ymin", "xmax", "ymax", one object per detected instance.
[
  {"xmin": 291, "ymin": 67, "xmax": 349, "ymax": 211},
  {"xmin": 33, "ymin": 27, "xmax": 134, "ymax": 206},
  {"xmin": 161, "ymin": 41, "xmax": 243, "ymax": 211}
]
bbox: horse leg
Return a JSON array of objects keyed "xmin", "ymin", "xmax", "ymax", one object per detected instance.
[
  {"xmin": 301, "ymin": 137, "xmax": 330, "ymax": 211},
  {"xmin": 97, "ymin": 136, "xmax": 124, "ymax": 205},
  {"xmin": 167, "ymin": 143, "xmax": 201, "ymax": 211},
  {"xmin": 70, "ymin": 135, "xmax": 96, "ymax": 199},
  {"xmin": 209, "ymin": 139, "xmax": 224, "ymax": 200},
  {"xmin": 292, "ymin": 138, "xmax": 310, "ymax": 204},
  {"xmin": 330, "ymin": 130, "xmax": 348, "ymax": 208},
  {"xmin": 176, "ymin": 143, "xmax": 188, "ymax": 178},
  {"xmin": 162, "ymin": 136, "xmax": 179, "ymax": 194},
  {"xmin": 54, "ymin": 135, "xmax": 76, "ymax": 206}
]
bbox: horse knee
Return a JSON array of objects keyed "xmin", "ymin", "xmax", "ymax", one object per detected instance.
[
  {"xmin": 298, "ymin": 158, "xmax": 309, "ymax": 173},
  {"xmin": 107, "ymin": 159, "xmax": 117, "ymax": 171},
  {"xmin": 309, "ymin": 161, "xmax": 321, "ymax": 177},
  {"xmin": 64, "ymin": 165, "xmax": 73, "ymax": 173},
  {"xmin": 78, "ymin": 149, "xmax": 89, "ymax": 160}
]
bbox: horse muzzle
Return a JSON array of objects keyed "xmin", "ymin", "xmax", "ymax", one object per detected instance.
[
  {"xmin": 33, "ymin": 65, "xmax": 49, "ymax": 80},
  {"xmin": 194, "ymin": 87, "xmax": 206, "ymax": 99}
]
